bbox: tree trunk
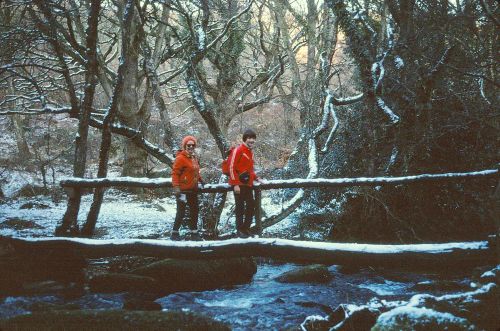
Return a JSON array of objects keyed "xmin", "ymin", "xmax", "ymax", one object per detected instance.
[
  {"xmin": 82, "ymin": 0, "xmax": 133, "ymax": 237},
  {"xmin": 56, "ymin": 0, "xmax": 101, "ymax": 235},
  {"xmin": 11, "ymin": 115, "xmax": 32, "ymax": 159},
  {"xmin": 56, "ymin": 189, "xmax": 82, "ymax": 236},
  {"xmin": 119, "ymin": 4, "xmax": 147, "ymax": 179}
]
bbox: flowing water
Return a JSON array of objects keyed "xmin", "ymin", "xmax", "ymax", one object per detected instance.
[{"xmin": 0, "ymin": 261, "xmax": 474, "ymax": 330}]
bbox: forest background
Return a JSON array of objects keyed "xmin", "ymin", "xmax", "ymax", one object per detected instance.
[{"xmin": 0, "ymin": 0, "xmax": 498, "ymax": 243}]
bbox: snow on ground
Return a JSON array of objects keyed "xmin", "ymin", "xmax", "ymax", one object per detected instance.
[
  {"xmin": 0, "ymin": 187, "xmax": 304, "ymax": 239},
  {"xmin": 0, "ymin": 190, "xmax": 177, "ymax": 239}
]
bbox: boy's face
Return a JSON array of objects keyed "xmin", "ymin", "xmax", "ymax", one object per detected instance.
[{"xmin": 245, "ymin": 137, "xmax": 256, "ymax": 150}]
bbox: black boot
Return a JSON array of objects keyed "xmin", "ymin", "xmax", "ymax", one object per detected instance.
[
  {"xmin": 170, "ymin": 230, "xmax": 181, "ymax": 241},
  {"xmin": 187, "ymin": 230, "xmax": 203, "ymax": 241}
]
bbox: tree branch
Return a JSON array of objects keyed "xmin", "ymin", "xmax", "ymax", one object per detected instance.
[{"xmin": 89, "ymin": 117, "xmax": 174, "ymax": 166}]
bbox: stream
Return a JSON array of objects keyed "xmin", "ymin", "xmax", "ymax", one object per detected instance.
[{"xmin": 0, "ymin": 260, "xmax": 476, "ymax": 330}]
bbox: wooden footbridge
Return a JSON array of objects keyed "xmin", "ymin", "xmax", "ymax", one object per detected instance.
[
  {"xmin": 20, "ymin": 167, "xmax": 493, "ymax": 268},
  {"xmin": 59, "ymin": 167, "xmax": 499, "ymax": 235}
]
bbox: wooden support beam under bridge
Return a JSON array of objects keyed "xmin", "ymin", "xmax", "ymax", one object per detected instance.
[{"xmin": 2, "ymin": 236, "xmax": 497, "ymax": 270}]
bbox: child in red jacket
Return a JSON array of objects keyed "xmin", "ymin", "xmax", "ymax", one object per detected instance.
[{"xmin": 228, "ymin": 129, "xmax": 263, "ymax": 238}]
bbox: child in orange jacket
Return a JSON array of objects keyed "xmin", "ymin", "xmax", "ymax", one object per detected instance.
[{"xmin": 171, "ymin": 135, "xmax": 203, "ymax": 240}]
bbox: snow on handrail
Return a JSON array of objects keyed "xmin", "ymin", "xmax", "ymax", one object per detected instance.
[{"xmin": 59, "ymin": 168, "xmax": 499, "ymax": 191}]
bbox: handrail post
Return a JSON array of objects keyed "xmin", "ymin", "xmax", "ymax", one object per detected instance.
[
  {"xmin": 56, "ymin": 186, "xmax": 82, "ymax": 236},
  {"xmin": 254, "ymin": 187, "xmax": 262, "ymax": 235}
]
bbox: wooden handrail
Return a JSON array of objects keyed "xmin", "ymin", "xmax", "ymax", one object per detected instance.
[
  {"xmin": 60, "ymin": 168, "xmax": 498, "ymax": 190},
  {"xmin": 59, "ymin": 168, "xmax": 499, "ymax": 235}
]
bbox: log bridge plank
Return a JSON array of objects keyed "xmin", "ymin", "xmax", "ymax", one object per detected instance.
[{"xmin": 3, "ymin": 236, "xmax": 497, "ymax": 269}]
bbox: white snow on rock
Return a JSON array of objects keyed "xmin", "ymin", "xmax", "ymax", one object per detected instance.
[
  {"xmin": 1, "ymin": 171, "xmax": 43, "ymax": 198},
  {"xmin": 358, "ymin": 279, "xmax": 407, "ymax": 296},
  {"xmin": 375, "ymin": 306, "xmax": 472, "ymax": 329}
]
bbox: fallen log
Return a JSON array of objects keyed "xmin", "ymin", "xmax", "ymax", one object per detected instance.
[{"xmin": 2, "ymin": 236, "xmax": 497, "ymax": 269}]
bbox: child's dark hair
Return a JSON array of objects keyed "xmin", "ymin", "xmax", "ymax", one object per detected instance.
[{"xmin": 242, "ymin": 129, "xmax": 256, "ymax": 142}]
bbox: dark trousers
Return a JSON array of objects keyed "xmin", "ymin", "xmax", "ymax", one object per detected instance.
[
  {"xmin": 234, "ymin": 186, "xmax": 255, "ymax": 231},
  {"xmin": 173, "ymin": 192, "xmax": 199, "ymax": 231}
]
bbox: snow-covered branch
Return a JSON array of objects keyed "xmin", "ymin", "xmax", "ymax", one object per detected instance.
[
  {"xmin": 312, "ymin": 89, "xmax": 343, "ymax": 153},
  {"xmin": 332, "ymin": 93, "xmax": 364, "ymax": 105},
  {"xmin": 427, "ymin": 46, "xmax": 453, "ymax": 79},
  {"xmin": 307, "ymin": 138, "xmax": 319, "ymax": 178},
  {"xmin": 370, "ymin": 16, "xmax": 400, "ymax": 124},
  {"xmin": 375, "ymin": 96, "xmax": 400, "ymax": 123},
  {"xmin": 237, "ymin": 95, "xmax": 271, "ymax": 113},
  {"xmin": 0, "ymin": 106, "xmax": 72, "ymax": 116},
  {"xmin": 385, "ymin": 147, "xmax": 398, "ymax": 173},
  {"xmin": 478, "ymin": 78, "xmax": 491, "ymax": 105},
  {"xmin": 89, "ymin": 117, "xmax": 175, "ymax": 166},
  {"xmin": 237, "ymin": 58, "xmax": 285, "ymax": 112},
  {"xmin": 258, "ymin": 168, "xmax": 499, "ymax": 189},
  {"xmin": 321, "ymin": 101, "xmax": 339, "ymax": 153},
  {"xmin": 261, "ymin": 138, "xmax": 319, "ymax": 229},
  {"xmin": 313, "ymin": 93, "xmax": 333, "ymax": 138},
  {"xmin": 158, "ymin": 0, "xmax": 254, "ymax": 86}
]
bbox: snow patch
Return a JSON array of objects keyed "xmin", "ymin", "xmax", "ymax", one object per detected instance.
[
  {"xmin": 394, "ymin": 56, "xmax": 404, "ymax": 69},
  {"xmin": 376, "ymin": 306, "xmax": 470, "ymax": 328},
  {"xmin": 358, "ymin": 279, "xmax": 407, "ymax": 296},
  {"xmin": 1, "ymin": 171, "xmax": 43, "ymax": 198},
  {"xmin": 480, "ymin": 265, "xmax": 499, "ymax": 278},
  {"xmin": 197, "ymin": 298, "xmax": 253, "ymax": 309},
  {"xmin": 300, "ymin": 315, "xmax": 328, "ymax": 331}
]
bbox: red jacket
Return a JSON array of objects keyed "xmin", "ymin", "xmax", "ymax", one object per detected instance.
[
  {"xmin": 228, "ymin": 143, "xmax": 258, "ymax": 186},
  {"xmin": 171, "ymin": 150, "xmax": 202, "ymax": 191}
]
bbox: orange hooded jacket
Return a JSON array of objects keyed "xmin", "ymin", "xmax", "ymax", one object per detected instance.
[{"xmin": 172, "ymin": 150, "xmax": 202, "ymax": 191}]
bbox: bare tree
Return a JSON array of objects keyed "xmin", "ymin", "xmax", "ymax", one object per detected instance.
[{"xmin": 320, "ymin": 0, "xmax": 499, "ymax": 242}]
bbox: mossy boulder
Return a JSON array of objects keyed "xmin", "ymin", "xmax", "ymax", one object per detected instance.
[
  {"xmin": 0, "ymin": 310, "xmax": 230, "ymax": 331},
  {"xmin": 372, "ymin": 306, "xmax": 475, "ymax": 331},
  {"xmin": 275, "ymin": 264, "xmax": 332, "ymax": 283},
  {"xmin": 89, "ymin": 273, "xmax": 159, "ymax": 293},
  {"xmin": 418, "ymin": 283, "xmax": 499, "ymax": 331},
  {"xmin": 411, "ymin": 280, "xmax": 468, "ymax": 292},
  {"xmin": 0, "ymin": 218, "xmax": 44, "ymax": 230},
  {"xmin": 0, "ymin": 239, "xmax": 86, "ymax": 296},
  {"xmin": 12, "ymin": 184, "xmax": 47, "ymax": 198},
  {"xmin": 373, "ymin": 283, "xmax": 499, "ymax": 331},
  {"xmin": 128, "ymin": 257, "xmax": 257, "ymax": 293},
  {"xmin": 335, "ymin": 307, "xmax": 379, "ymax": 330}
]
